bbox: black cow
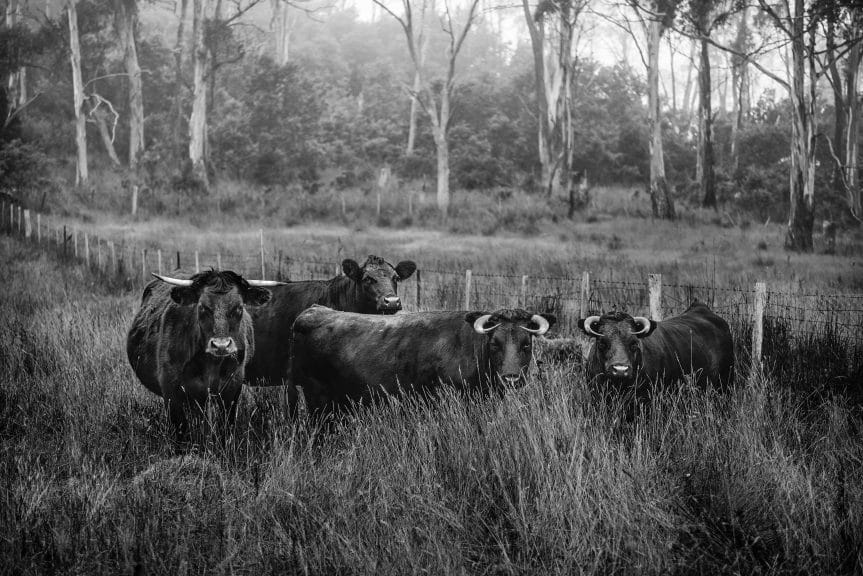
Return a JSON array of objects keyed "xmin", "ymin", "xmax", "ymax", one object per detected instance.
[
  {"xmin": 579, "ymin": 301, "xmax": 734, "ymax": 404},
  {"xmin": 292, "ymin": 306, "xmax": 556, "ymax": 417},
  {"xmin": 245, "ymin": 255, "xmax": 416, "ymax": 410},
  {"xmin": 126, "ymin": 271, "xmax": 283, "ymax": 441}
]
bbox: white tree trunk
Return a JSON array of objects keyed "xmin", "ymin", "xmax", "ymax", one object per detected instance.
[
  {"xmin": 68, "ymin": 1, "xmax": 88, "ymax": 186},
  {"xmin": 115, "ymin": 0, "xmax": 144, "ymax": 170},
  {"xmin": 784, "ymin": 0, "xmax": 815, "ymax": 251},
  {"xmin": 406, "ymin": 70, "xmax": 421, "ymax": 155},
  {"xmin": 189, "ymin": 0, "xmax": 209, "ymax": 187},
  {"xmin": 647, "ymin": 16, "xmax": 674, "ymax": 219}
]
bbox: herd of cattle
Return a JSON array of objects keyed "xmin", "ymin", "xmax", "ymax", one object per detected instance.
[{"xmin": 126, "ymin": 255, "xmax": 735, "ymax": 440}]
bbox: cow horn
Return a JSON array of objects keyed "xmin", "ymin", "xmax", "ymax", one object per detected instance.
[
  {"xmin": 472, "ymin": 314, "xmax": 499, "ymax": 334},
  {"xmin": 151, "ymin": 273, "xmax": 193, "ymax": 286},
  {"xmin": 582, "ymin": 315, "xmax": 602, "ymax": 337},
  {"xmin": 246, "ymin": 279, "xmax": 288, "ymax": 287},
  {"xmin": 521, "ymin": 314, "xmax": 550, "ymax": 335},
  {"xmin": 632, "ymin": 316, "xmax": 652, "ymax": 336}
]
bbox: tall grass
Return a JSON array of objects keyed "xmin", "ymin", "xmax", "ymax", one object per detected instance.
[{"xmin": 2, "ymin": 236, "xmax": 862, "ymax": 574}]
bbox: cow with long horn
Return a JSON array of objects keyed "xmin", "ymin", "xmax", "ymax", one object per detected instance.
[
  {"xmin": 291, "ymin": 306, "xmax": 556, "ymax": 417},
  {"xmin": 126, "ymin": 270, "xmax": 284, "ymax": 442},
  {"xmin": 578, "ymin": 301, "xmax": 734, "ymax": 408}
]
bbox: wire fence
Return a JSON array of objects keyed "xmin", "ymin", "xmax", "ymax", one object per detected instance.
[{"xmin": 4, "ymin": 200, "xmax": 862, "ymax": 381}]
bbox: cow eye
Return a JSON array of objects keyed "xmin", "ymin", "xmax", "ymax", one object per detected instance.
[
  {"xmin": 232, "ymin": 305, "xmax": 243, "ymax": 317},
  {"xmin": 363, "ymin": 276, "xmax": 374, "ymax": 284}
]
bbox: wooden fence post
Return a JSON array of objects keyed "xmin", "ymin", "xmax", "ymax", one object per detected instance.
[
  {"xmin": 36, "ymin": 213, "xmax": 41, "ymax": 243},
  {"xmin": 23, "ymin": 209, "xmax": 31, "ymax": 239},
  {"xmin": 464, "ymin": 269, "xmax": 472, "ymax": 310},
  {"xmin": 260, "ymin": 229, "xmax": 265, "ymax": 279},
  {"xmin": 157, "ymin": 249, "xmax": 162, "ymax": 275},
  {"xmin": 17, "ymin": 205, "xmax": 22, "ymax": 234},
  {"xmin": 194, "ymin": 251, "xmax": 200, "ymax": 273},
  {"xmin": 110, "ymin": 241, "xmax": 116, "ymax": 274},
  {"xmin": 648, "ymin": 273, "xmax": 662, "ymax": 320},
  {"xmin": 416, "ymin": 269, "xmax": 422, "ymax": 310},
  {"xmin": 176, "ymin": 250, "xmax": 181, "ymax": 270},
  {"xmin": 216, "ymin": 252, "xmax": 221, "ymax": 270},
  {"xmin": 579, "ymin": 271, "xmax": 592, "ymax": 359},
  {"xmin": 73, "ymin": 229, "xmax": 78, "ymax": 259},
  {"xmin": 521, "ymin": 275, "xmax": 529, "ymax": 308},
  {"xmin": 97, "ymin": 237, "xmax": 102, "ymax": 270},
  {"xmin": 408, "ymin": 192, "xmax": 413, "ymax": 217},
  {"xmin": 376, "ymin": 191, "xmax": 381, "ymax": 219},
  {"xmin": 8, "ymin": 202, "xmax": 13, "ymax": 230},
  {"xmin": 142, "ymin": 249, "xmax": 147, "ymax": 279},
  {"xmin": 131, "ymin": 185, "xmax": 138, "ymax": 216},
  {"xmin": 84, "ymin": 233, "xmax": 90, "ymax": 268},
  {"xmin": 63, "ymin": 226, "xmax": 68, "ymax": 256},
  {"xmin": 751, "ymin": 282, "xmax": 766, "ymax": 379}
]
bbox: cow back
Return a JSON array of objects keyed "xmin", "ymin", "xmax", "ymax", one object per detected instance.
[{"xmin": 292, "ymin": 307, "xmax": 488, "ymax": 414}]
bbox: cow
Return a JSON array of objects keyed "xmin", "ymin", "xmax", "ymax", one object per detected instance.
[
  {"xmin": 578, "ymin": 301, "xmax": 734, "ymax": 411},
  {"xmin": 126, "ymin": 270, "xmax": 283, "ymax": 441},
  {"xmin": 291, "ymin": 306, "xmax": 556, "ymax": 417},
  {"xmin": 245, "ymin": 255, "xmax": 416, "ymax": 413}
]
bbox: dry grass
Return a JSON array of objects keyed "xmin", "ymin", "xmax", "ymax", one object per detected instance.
[{"xmin": 2, "ymin": 230, "xmax": 863, "ymax": 574}]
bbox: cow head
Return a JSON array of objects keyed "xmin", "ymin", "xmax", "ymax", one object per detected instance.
[
  {"xmin": 342, "ymin": 255, "xmax": 417, "ymax": 314},
  {"xmin": 153, "ymin": 271, "xmax": 284, "ymax": 358},
  {"xmin": 579, "ymin": 311, "xmax": 657, "ymax": 382},
  {"xmin": 465, "ymin": 308, "xmax": 556, "ymax": 387}
]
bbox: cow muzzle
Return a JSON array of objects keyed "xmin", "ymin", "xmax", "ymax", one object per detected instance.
[
  {"xmin": 377, "ymin": 296, "xmax": 402, "ymax": 313},
  {"xmin": 606, "ymin": 364, "xmax": 633, "ymax": 379},
  {"xmin": 207, "ymin": 337, "xmax": 238, "ymax": 357},
  {"xmin": 498, "ymin": 373, "xmax": 524, "ymax": 387}
]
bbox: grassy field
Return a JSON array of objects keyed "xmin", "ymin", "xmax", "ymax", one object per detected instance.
[{"xmin": 2, "ymin": 212, "xmax": 863, "ymax": 574}]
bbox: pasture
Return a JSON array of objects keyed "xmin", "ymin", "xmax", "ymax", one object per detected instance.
[{"xmin": 2, "ymin": 209, "xmax": 863, "ymax": 574}]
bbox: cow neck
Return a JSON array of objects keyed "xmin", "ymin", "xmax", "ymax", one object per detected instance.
[{"xmin": 324, "ymin": 275, "xmax": 369, "ymax": 313}]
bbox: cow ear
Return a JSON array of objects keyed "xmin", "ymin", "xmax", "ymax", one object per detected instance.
[
  {"xmin": 342, "ymin": 259, "xmax": 361, "ymax": 281},
  {"xmin": 243, "ymin": 286, "xmax": 272, "ymax": 307},
  {"xmin": 394, "ymin": 260, "xmax": 416, "ymax": 281},
  {"xmin": 170, "ymin": 286, "xmax": 199, "ymax": 306}
]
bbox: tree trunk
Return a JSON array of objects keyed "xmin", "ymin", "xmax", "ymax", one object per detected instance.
[
  {"xmin": 173, "ymin": 0, "xmax": 189, "ymax": 165},
  {"xmin": 729, "ymin": 9, "xmax": 750, "ymax": 174},
  {"xmin": 271, "ymin": 0, "xmax": 291, "ymax": 66},
  {"xmin": 845, "ymin": 20, "xmax": 862, "ymax": 221},
  {"xmin": 784, "ymin": 0, "xmax": 815, "ymax": 252},
  {"xmin": 114, "ymin": 0, "xmax": 144, "ymax": 170},
  {"xmin": 522, "ymin": 0, "xmax": 559, "ymax": 196},
  {"xmin": 189, "ymin": 0, "xmax": 209, "ymax": 188},
  {"xmin": 647, "ymin": 17, "xmax": 674, "ymax": 219},
  {"xmin": 68, "ymin": 1, "xmax": 88, "ymax": 186},
  {"xmin": 433, "ymin": 126, "xmax": 450, "ymax": 216},
  {"xmin": 94, "ymin": 106, "xmax": 122, "ymax": 166},
  {"xmin": 681, "ymin": 38, "xmax": 696, "ymax": 122},
  {"xmin": 406, "ymin": 70, "xmax": 421, "ymax": 155},
  {"xmin": 698, "ymin": 38, "xmax": 715, "ymax": 208}
]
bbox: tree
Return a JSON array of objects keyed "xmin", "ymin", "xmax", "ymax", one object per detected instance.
[
  {"xmin": 188, "ymin": 0, "xmax": 208, "ymax": 187},
  {"xmin": 68, "ymin": 0, "xmax": 88, "ymax": 186},
  {"xmin": 113, "ymin": 0, "xmax": 144, "ymax": 170},
  {"xmin": 729, "ymin": 6, "xmax": 750, "ymax": 172},
  {"xmin": 679, "ymin": 0, "xmax": 736, "ymax": 208},
  {"xmin": 627, "ymin": 0, "xmax": 679, "ymax": 220},
  {"xmin": 374, "ymin": 0, "xmax": 482, "ymax": 216},
  {"xmin": 522, "ymin": 0, "xmax": 588, "ymax": 201},
  {"xmin": 821, "ymin": 1, "xmax": 863, "ymax": 223}
]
